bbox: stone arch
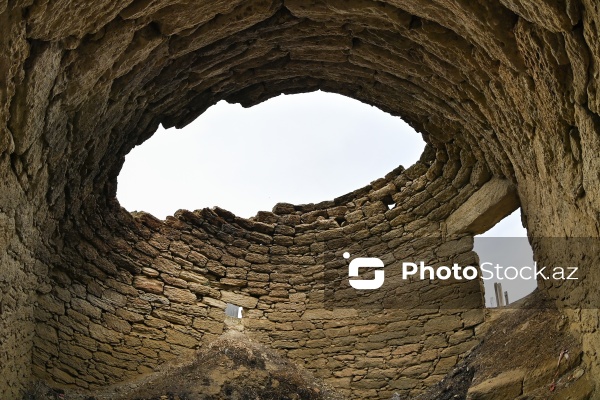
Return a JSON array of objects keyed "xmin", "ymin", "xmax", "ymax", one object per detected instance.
[{"xmin": 1, "ymin": 1, "xmax": 599, "ymax": 398}]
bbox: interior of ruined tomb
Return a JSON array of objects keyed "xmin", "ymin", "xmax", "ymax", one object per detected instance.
[{"xmin": 1, "ymin": 1, "xmax": 600, "ymax": 398}]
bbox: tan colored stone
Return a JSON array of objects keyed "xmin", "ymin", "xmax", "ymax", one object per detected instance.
[
  {"xmin": 192, "ymin": 318, "xmax": 224, "ymax": 335},
  {"xmin": 165, "ymin": 329, "xmax": 198, "ymax": 349},
  {"xmin": 467, "ymin": 369, "xmax": 525, "ymax": 400},
  {"xmin": 446, "ymin": 178, "xmax": 519, "ymax": 235},
  {"xmin": 220, "ymin": 291, "xmax": 258, "ymax": 309},
  {"xmin": 163, "ymin": 286, "xmax": 196, "ymax": 304},
  {"xmin": 89, "ymin": 323, "xmax": 121, "ymax": 344},
  {"xmin": 133, "ymin": 276, "xmax": 164, "ymax": 295},
  {"xmin": 4, "ymin": 1, "xmax": 600, "ymax": 397}
]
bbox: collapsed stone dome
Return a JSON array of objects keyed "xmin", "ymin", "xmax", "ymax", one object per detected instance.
[{"xmin": 1, "ymin": 0, "xmax": 599, "ymax": 398}]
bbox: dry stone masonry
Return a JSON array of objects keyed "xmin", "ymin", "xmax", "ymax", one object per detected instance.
[
  {"xmin": 1, "ymin": 0, "xmax": 600, "ymax": 398},
  {"xmin": 34, "ymin": 155, "xmax": 491, "ymax": 399}
]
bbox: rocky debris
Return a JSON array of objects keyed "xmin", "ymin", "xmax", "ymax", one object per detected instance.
[
  {"xmin": 27, "ymin": 331, "xmax": 342, "ymax": 400},
  {"xmin": 411, "ymin": 291, "xmax": 595, "ymax": 400}
]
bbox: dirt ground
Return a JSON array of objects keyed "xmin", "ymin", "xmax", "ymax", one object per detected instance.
[{"xmin": 26, "ymin": 331, "xmax": 342, "ymax": 400}]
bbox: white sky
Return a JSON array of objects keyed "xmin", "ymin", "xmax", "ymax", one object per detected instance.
[
  {"xmin": 118, "ymin": 91, "xmax": 425, "ymax": 218},
  {"xmin": 117, "ymin": 90, "xmax": 533, "ymax": 306}
]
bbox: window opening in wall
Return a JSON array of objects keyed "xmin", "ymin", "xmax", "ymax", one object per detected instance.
[
  {"xmin": 225, "ymin": 303, "xmax": 243, "ymax": 319},
  {"xmin": 474, "ymin": 209, "xmax": 536, "ymax": 307},
  {"xmin": 117, "ymin": 91, "xmax": 425, "ymax": 219},
  {"xmin": 382, "ymin": 194, "xmax": 396, "ymax": 210}
]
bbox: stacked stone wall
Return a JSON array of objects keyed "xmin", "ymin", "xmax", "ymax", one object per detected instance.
[
  {"xmin": 2, "ymin": 0, "xmax": 600, "ymax": 397},
  {"xmin": 33, "ymin": 148, "xmax": 489, "ymax": 398},
  {"xmin": 0, "ymin": 155, "xmax": 54, "ymax": 398}
]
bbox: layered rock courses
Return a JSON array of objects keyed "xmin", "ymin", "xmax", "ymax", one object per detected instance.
[{"xmin": 1, "ymin": 0, "xmax": 599, "ymax": 398}]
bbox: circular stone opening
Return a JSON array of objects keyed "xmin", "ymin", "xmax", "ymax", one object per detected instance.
[{"xmin": 117, "ymin": 91, "xmax": 425, "ymax": 218}]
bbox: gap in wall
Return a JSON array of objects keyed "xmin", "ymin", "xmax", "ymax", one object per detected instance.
[
  {"xmin": 474, "ymin": 209, "xmax": 537, "ymax": 307},
  {"xmin": 117, "ymin": 91, "xmax": 426, "ymax": 219}
]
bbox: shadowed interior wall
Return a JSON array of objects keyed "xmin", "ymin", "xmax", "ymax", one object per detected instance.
[
  {"xmin": 33, "ymin": 151, "xmax": 491, "ymax": 399},
  {"xmin": 1, "ymin": 0, "xmax": 599, "ymax": 398}
]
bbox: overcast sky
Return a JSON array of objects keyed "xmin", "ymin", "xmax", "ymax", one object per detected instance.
[
  {"xmin": 118, "ymin": 91, "xmax": 425, "ymax": 218},
  {"xmin": 117, "ymin": 90, "xmax": 533, "ymax": 305}
]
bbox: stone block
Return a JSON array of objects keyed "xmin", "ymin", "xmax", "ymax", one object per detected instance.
[
  {"xmin": 133, "ymin": 276, "xmax": 164, "ymax": 294},
  {"xmin": 446, "ymin": 178, "xmax": 519, "ymax": 235},
  {"xmin": 165, "ymin": 329, "xmax": 198, "ymax": 348},
  {"xmin": 163, "ymin": 286, "xmax": 196, "ymax": 304},
  {"xmin": 220, "ymin": 291, "xmax": 258, "ymax": 309}
]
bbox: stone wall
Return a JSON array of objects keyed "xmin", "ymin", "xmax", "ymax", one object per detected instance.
[
  {"xmin": 0, "ymin": 152, "xmax": 55, "ymax": 398},
  {"xmin": 0, "ymin": 197, "xmax": 38, "ymax": 398},
  {"xmin": 33, "ymin": 148, "xmax": 489, "ymax": 399},
  {"xmin": 1, "ymin": 0, "xmax": 600, "ymax": 398}
]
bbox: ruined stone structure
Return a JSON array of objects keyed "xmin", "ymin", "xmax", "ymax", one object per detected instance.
[
  {"xmin": 1, "ymin": 0, "xmax": 599, "ymax": 398},
  {"xmin": 34, "ymin": 157, "xmax": 500, "ymax": 399}
]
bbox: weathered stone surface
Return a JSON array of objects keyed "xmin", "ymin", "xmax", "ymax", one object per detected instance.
[
  {"xmin": 133, "ymin": 276, "xmax": 164, "ymax": 295},
  {"xmin": 220, "ymin": 291, "xmax": 259, "ymax": 309},
  {"xmin": 163, "ymin": 286, "xmax": 196, "ymax": 304},
  {"xmin": 1, "ymin": 1, "xmax": 600, "ymax": 399},
  {"xmin": 446, "ymin": 178, "xmax": 520, "ymax": 235},
  {"xmin": 467, "ymin": 369, "xmax": 525, "ymax": 400}
]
